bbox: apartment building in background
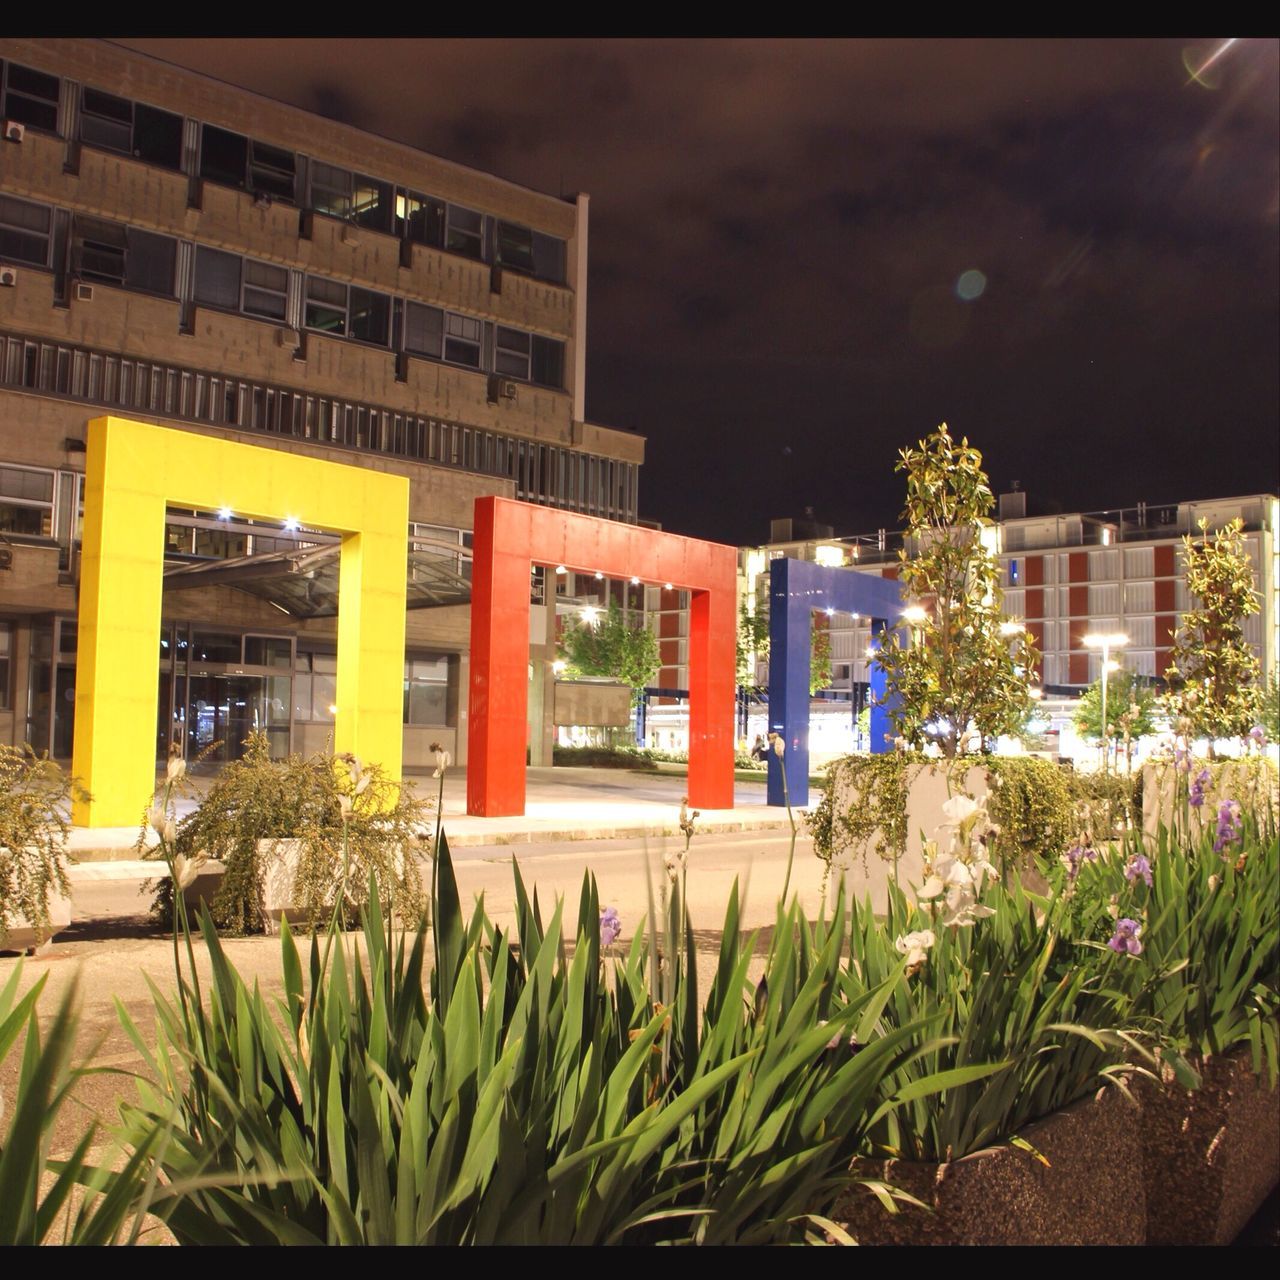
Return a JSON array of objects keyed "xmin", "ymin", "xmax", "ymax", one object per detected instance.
[
  {"xmin": 696, "ymin": 493, "xmax": 1279, "ymax": 760},
  {"xmin": 0, "ymin": 39, "xmax": 644, "ymax": 770}
]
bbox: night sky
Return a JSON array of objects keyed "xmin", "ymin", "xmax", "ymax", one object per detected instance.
[{"xmin": 118, "ymin": 38, "xmax": 1280, "ymax": 546}]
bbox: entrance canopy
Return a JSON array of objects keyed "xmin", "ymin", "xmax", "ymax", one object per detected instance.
[{"xmin": 162, "ymin": 538, "xmax": 473, "ymax": 618}]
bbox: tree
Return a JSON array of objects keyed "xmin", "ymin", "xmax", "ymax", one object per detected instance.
[
  {"xmin": 736, "ymin": 580, "xmax": 834, "ymax": 695},
  {"xmin": 1165, "ymin": 517, "xmax": 1262, "ymax": 751},
  {"xmin": 558, "ymin": 601, "xmax": 660, "ymax": 703},
  {"xmin": 1074, "ymin": 669, "xmax": 1158, "ymax": 770},
  {"xmin": 876, "ymin": 423, "xmax": 1039, "ymax": 758}
]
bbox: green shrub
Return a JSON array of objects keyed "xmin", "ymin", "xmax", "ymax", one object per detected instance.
[
  {"xmin": 551, "ymin": 744, "xmax": 659, "ymax": 770},
  {"xmin": 148, "ymin": 734, "xmax": 430, "ymax": 934},
  {"xmin": 0, "ymin": 747, "xmax": 86, "ymax": 947}
]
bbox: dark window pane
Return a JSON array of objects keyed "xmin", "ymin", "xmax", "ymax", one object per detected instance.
[
  {"xmin": 404, "ymin": 302, "xmax": 443, "ymax": 356},
  {"xmin": 495, "ymin": 350, "xmax": 528, "ymax": 377},
  {"xmin": 445, "ymin": 205, "xmax": 482, "ymax": 259},
  {"xmin": 249, "ymin": 141, "xmax": 296, "ymax": 201},
  {"xmin": 310, "ymin": 161, "xmax": 351, "ymax": 218},
  {"xmin": 532, "ymin": 232, "xmax": 566, "ymax": 284},
  {"xmin": 243, "ymin": 260, "xmax": 288, "ymax": 319},
  {"xmin": 444, "ymin": 337, "xmax": 480, "ymax": 367},
  {"xmin": 133, "ymin": 103, "xmax": 183, "ymax": 169},
  {"xmin": 190, "ymin": 631, "xmax": 241, "ymax": 663},
  {"xmin": 0, "ymin": 194, "xmax": 51, "ymax": 266},
  {"xmin": 126, "ymin": 229, "xmax": 175, "ymax": 295},
  {"xmin": 0, "ymin": 503, "xmax": 48, "ymax": 535},
  {"xmin": 349, "ymin": 288, "xmax": 389, "ymax": 345},
  {"xmin": 0, "ymin": 465, "xmax": 54, "ymax": 502},
  {"xmin": 4, "ymin": 63, "xmax": 59, "ymax": 132},
  {"xmin": 200, "ymin": 125, "xmax": 248, "ymax": 187},
  {"xmin": 194, "ymin": 246, "xmax": 241, "ymax": 309},
  {"xmin": 496, "ymin": 326, "xmax": 529, "ymax": 355},
  {"xmin": 532, "ymin": 335, "xmax": 565, "ymax": 388},
  {"xmin": 496, "ymin": 221, "xmax": 535, "ymax": 272},
  {"xmin": 74, "ymin": 217, "xmax": 126, "ymax": 285},
  {"xmin": 80, "ymin": 86, "xmax": 133, "ymax": 153},
  {"xmin": 243, "ymin": 286, "xmax": 286, "ymax": 320}
]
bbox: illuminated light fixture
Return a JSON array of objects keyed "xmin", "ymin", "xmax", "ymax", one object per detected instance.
[
  {"xmin": 825, "ymin": 607, "xmax": 835, "ymax": 617},
  {"xmin": 901, "ymin": 605, "xmax": 929, "ymax": 625},
  {"xmin": 552, "ymin": 659, "xmax": 567, "ymax": 675},
  {"xmin": 630, "ymin": 575, "xmax": 640, "ymax": 585},
  {"xmin": 594, "ymin": 570, "xmax": 603, "ymax": 580},
  {"xmin": 283, "ymin": 517, "xmax": 301, "ymax": 532},
  {"xmin": 555, "ymin": 564, "xmax": 567, "ymax": 575},
  {"xmin": 664, "ymin": 582, "xmax": 673, "ymax": 590},
  {"xmin": 328, "ymin": 704, "xmax": 339, "ymax": 716},
  {"xmin": 999, "ymin": 620, "xmax": 1026, "ymax": 637},
  {"xmin": 1029, "ymin": 687, "xmax": 1044, "ymax": 700},
  {"xmin": 217, "ymin": 507, "xmax": 233, "ymax": 521},
  {"xmin": 1105, "ymin": 659, "xmax": 1121, "ymax": 673},
  {"xmin": 581, "ymin": 606, "xmax": 600, "ymax": 626}
]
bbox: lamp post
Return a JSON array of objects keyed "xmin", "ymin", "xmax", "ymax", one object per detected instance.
[{"xmin": 1083, "ymin": 632, "xmax": 1129, "ymax": 773}]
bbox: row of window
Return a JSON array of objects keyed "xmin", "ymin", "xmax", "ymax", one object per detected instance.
[
  {"xmin": 0, "ymin": 195, "xmax": 567, "ymax": 388},
  {"xmin": 0, "ymin": 56, "xmax": 568, "ymax": 284},
  {"xmin": 0, "ymin": 334, "xmax": 640, "ymax": 522}
]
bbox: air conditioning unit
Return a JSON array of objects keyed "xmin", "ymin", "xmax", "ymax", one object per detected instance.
[
  {"xmin": 3, "ymin": 120, "xmax": 24, "ymax": 143},
  {"xmin": 75, "ymin": 282, "xmax": 94, "ymax": 302},
  {"xmin": 499, "ymin": 379, "xmax": 518, "ymax": 401},
  {"xmin": 278, "ymin": 327, "xmax": 301, "ymax": 349},
  {"xmin": 0, "ymin": 266, "xmax": 17, "ymax": 288}
]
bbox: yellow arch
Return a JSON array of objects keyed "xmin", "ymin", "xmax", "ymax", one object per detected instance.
[{"xmin": 72, "ymin": 416, "xmax": 409, "ymax": 827}]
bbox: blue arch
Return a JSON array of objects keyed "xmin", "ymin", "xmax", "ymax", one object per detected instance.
[{"xmin": 765, "ymin": 558, "xmax": 906, "ymax": 807}]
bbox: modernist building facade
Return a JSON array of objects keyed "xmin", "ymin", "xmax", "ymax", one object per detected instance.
[{"xmin": 0, "ymin": 39, "xmax": 644, "ymax": 771}]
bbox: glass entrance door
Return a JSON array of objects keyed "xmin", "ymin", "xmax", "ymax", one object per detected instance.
[{"xmin": 185, "ymin": 671, "xmax": 291, "ymax": 770}]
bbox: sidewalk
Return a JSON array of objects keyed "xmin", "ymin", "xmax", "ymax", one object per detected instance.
[{"xmin": 66, "ymin": 766, "xmax": 801, "ymax": 876}]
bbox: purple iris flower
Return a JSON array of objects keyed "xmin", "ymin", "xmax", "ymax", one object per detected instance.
[
  {"xmin": 1213, "ymin": 801, "xmax": 1243, "ymax": 855},
  {"xmin": 599, "ymin": 906, "xmax": 622, "ymax": 948},
  {"xmin": 1125, "ymin": 855, "xmax": 1153, "ymax": 887},
  {"xmin": 1108, "ymin": 918, "xmax": 1143, "ymax": 956},
  {"xmin": 1249, "ymin": 725, "xmax": 1266, "ymax": 747},
  {"xmin": 1189, "ymin": 769, "xmax": 1211, "ymax": 809},
  {"xmin": 1063, "ymin": 844, "xmax": 1100, "ymax": 883}
]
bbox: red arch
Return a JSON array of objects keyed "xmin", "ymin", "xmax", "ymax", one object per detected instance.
[{"xmin": 467, "ymin": 497, "xmax": 737, "ymax": 816}]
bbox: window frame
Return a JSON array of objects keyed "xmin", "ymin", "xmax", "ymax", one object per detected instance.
[
  {"xmin": 303, "ymin": 275, "xmax": 391, "ymax": 348},
  {"xmin": 0, "ymin": 193, "xmax": 53, "ymax": 269},
  {"xmin": 78, "ymin": 85, "xmax": 183, "ymax": 171},
  {"xmin": 0, "ymin": 462, "xmax": 57, "ymax": 539},
  {"xmin": 1, "ymin": 59, "xmax": 61, "ymax": 135}
]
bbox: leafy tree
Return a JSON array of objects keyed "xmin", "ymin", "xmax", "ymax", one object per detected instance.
[
  {"xmin": 1262, "ymin": 672, "xmax": 1280, "ymax": 743},
  {"xmin": 1073, "ymin": 670, "xmax": 1158, "ymax": 744},
  {"xmin": 876, "ymin": 423, "xmax": 1039, "ymax": 758},
  {"xmin": 559, "ymin": 601, "xmax": 660, "ymax": 703},
  {"xmin": 736, "ymin": 583, "xmax": 834, "ymax": 695},
  {"xmin": 1165, "ymin": 517, "xmax": 1262, "ymax": 752}
]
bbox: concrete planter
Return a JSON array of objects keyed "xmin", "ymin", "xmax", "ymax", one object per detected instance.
[
  {"xmin": 1138, "ymin": 1047, "xmax": 1280, "ymax": 1245},
  {"xmin": 831, "ymin": 1084, "xmax": 1146, "ymax": 1245},
  {"xmin": 259, "ymin": 837, "xmax": 309, "ymax": 931},
  {"xmin": 0, "ymin": 885, "xmax": 73, "ymax": 954},
  {"xmin": 0, "ymin": 846, "xmax": 73, "ymax": 953},
  {"xmin": 1141, "ymin": 759, "xmax": 1279, "ymax": 841}
]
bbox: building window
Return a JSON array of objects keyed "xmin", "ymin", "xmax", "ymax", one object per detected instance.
[
  {"xmin": 494, "ymin": 222, "xmax": 567, "ymax": 284},
  {"xmin": 0, "ymin": 194, "xmax": 52, "ymax": 268},
  {"xmin": 395, "ymin": 189, "xmax": 444, "ymax": 245},
  {"xmin": 293, "ymin": 651, "xmax": 336, "ymax": 721},
  {"xmin": 0, "ymin": 463, "xmax": 55, "ymax": 536},
  {"xmin": 72, "ymin": 217, "xmax": 176, "ymax": 297},
  {"xmin": 304, "ymin": 277, "xmax": 390, "ymax": 346},
  {"xmin": 444, "ymin": 312, "xmax": 482, "ymax": 367},
  {"xmin": 200, "ymin": 125, "xmax": 297, "ymax": 202},
  {"xmin": 495, "ymin": 326, "xmax": 530, "ymax": 378},
  {"xmin": 309, "ymin": 161, "xmax": 353, "ymax": 220},
  {"xmin": 404, "ymin": 655, "xmax": 450, "ymax": 725},
  {"xmin": 445, "ymin": 205, "xmax": 483, "ymax": 259},
  {"xmin": 404, "ymin": 302, "xmax": 444, "ymax": 358},
  {"xmin": 0, "ymin": 621, "xmax": 10, "ymax": 710},
  {"xmin": 195, "ymin": 247, "xmax": 288, "ymax": 322},
  {"xmin": 1, "ymin": 60, "xmax": 60, "ymax": 133},
  {"xmin": 531, "ymin": 334, "xmax": 564, "ymax": 388},
  {"xmin": 79, "ymin": 87, "xmax": 183, "ymax": 170}
]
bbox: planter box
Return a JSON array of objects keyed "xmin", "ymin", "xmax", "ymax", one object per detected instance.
[
  {"xmin": 826, "ymin": 763, "xmax": 990, "ymax": 885},
  {"xmin": 1141, "ymin": 759, "xmax": 1279, "ymax": 841},
  {"xmin": 259, "ymin": 838, "xmax": 309, "ymax": 932},
  {"xmin": 831, "ymin": 1084, "xmax": 1146, "ymax": 1245},
  {"xmin": 0, "ymin": 847, "xmax": 73, "ymax": 953},
  {"xmin": 1138, "ymin": 1048, "xmax": 1280, "ymax": 1245}
]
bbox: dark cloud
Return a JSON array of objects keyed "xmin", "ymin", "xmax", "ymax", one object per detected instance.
[{"xmin": 118, "ymin": 37, "xmax": 1279, "ymax": 544}]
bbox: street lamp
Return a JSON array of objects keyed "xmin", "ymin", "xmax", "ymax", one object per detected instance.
[{"xmin": 1082, "ymin": 632, "xmax": 1129, "ymax": 773}]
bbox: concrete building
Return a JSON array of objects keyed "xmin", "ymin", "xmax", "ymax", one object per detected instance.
[{"xmin": 0, "ymin": 39, "xmax": 643, "ymax": 771}]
